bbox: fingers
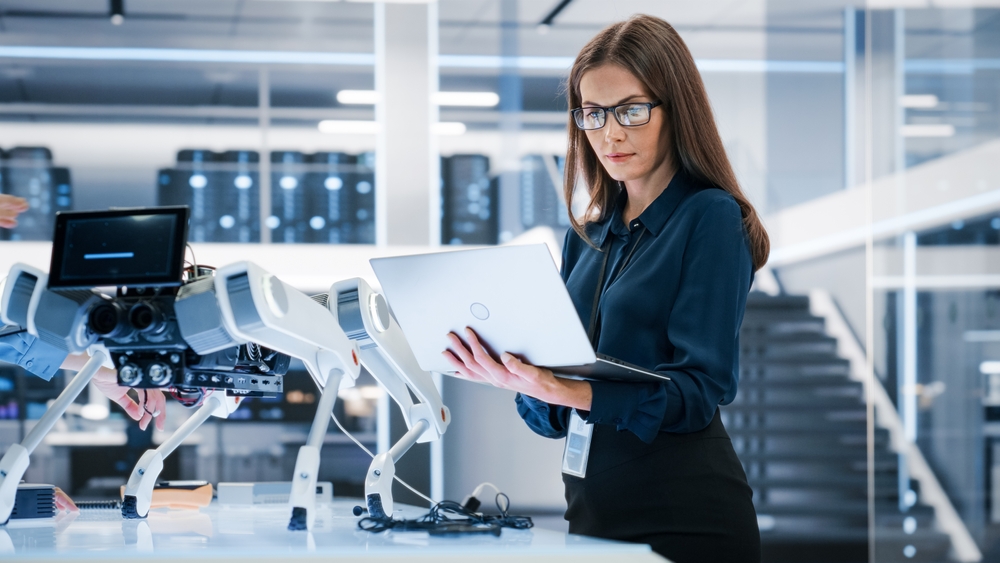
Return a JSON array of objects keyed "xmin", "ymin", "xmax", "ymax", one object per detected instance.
[
  {"xmin": 54, "ymin": 487, "xmax": 79, "ymax": 513},
  {"xmin": 0, "ymin": 196, "xmax": 28, "ymax": 229},
  {"xmin": 0, "ymin": 195, "xmax": 29, "ymax": 210},
  {"xmin": 137, "ymin": 390, "xmax": 153, "ymax": 431},
  {"xmin": 464, "ymin": 328, "xmax": 509, "ymax": 385},
  {"xmin": 146, "ymin": 390, "xmax": 167, "ymax": 431},
  {"xmin": 502, "ymin": 352, "xmax": 540, "ymax": 378},
  {"xmin": 441, "ymin": 350, "xmax": 489, "ymax": 383},
  {"xmin": 110, "ymin": 392, "xmax": 143, "ymax": 422},
  {"xmin": 445, "ymin": 332, "xmax": 488, "ymax": 378}
]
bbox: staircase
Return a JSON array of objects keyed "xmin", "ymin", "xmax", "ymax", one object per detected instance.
[{"xmin": 727, "ymin": 293, "xmax": 955, "ymax": 563}]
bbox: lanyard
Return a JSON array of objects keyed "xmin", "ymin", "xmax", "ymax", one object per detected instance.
[{"xmin": 586, "ymin": 226, "xmax": 646, "ymax": 348}]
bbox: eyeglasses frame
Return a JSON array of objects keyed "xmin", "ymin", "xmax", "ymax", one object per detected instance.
[{"xmin": 571, "ymin": 100, "xmax": 664, "ymax": 130}]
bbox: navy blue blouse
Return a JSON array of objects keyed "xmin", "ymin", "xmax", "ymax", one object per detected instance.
[{"xmin": 515, "ymin": 170, "xmax": 754, "ymax": 443}]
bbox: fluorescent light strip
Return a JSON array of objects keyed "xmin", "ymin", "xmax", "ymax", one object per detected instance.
[
  {"xmin": 901, "ymin": 94, "xmax": 939, "ymax": 108},
  {"xmin": 906, "ymin": 58, "xmax": 1000, "ymax": 75},
  {"xmin": 0, "ymin": 46, "xmax": 374, "ymax": 66},
  {"xmin": 901, "ymin": 124, "xmax": 955, "ymax": 137},
  {"xmin": 0, "ymin": 46, "xmax": 847, "ymax": 73},
  {"xmin": 337, "ymin": 90, "xmax": 499, "ymax": 107},
  {"xmin": 317, "ymin": 120, "xmax": 465, "ymax": 135}
]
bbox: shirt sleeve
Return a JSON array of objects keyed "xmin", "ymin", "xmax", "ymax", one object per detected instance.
[
  {"xmin": 584, "ymin": 196, "xmax": 752, "ymax": 442},
  {"xmin": 515, "ymin": 393, "xmax": 572, "ymax": 439},
  {"xmin": 0, "ymin": 325, "xmax": 68, "ymax": 381}
]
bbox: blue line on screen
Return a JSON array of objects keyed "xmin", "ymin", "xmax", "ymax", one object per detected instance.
[{"xmin": 84, "ymin": 252, "xmax": 135, "ymax": 260}]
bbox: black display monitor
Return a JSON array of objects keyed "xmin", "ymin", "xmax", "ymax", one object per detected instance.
[{"xmin": 48, "ymin": 207, "xmax": 189, "ymax": 289}]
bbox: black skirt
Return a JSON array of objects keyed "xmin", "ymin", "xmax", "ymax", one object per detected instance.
[{"xmin": 563, "ymin": 409, "xmax": 760, "ymax": 563}]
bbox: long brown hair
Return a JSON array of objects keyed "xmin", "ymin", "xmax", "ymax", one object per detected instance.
[{"xmin": 565, "ymin": 14, "xmax": 769, "ymax": 271}]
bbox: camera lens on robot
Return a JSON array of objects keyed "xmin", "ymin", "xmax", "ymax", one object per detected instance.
[
  {"xmin": 119, "ymin": 364, "xmax": 143, "ymax": 386},
  {"xmin": 129, "ymin": 302, "xmax": 164, "ymax": 333}
]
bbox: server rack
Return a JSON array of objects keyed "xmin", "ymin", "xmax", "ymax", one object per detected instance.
[
  {"xmin": 440, "ymin": 154, "xmax": 498, "ymax": 245},
  {"xmin": 216, "ymin": 150, "xmax": 260, "ymax": 243},
  {"xmin": 304, "ymin": 152, "xmax": 354, "ymax": 244},
  {"xmin": 159, "ymin": 149, "xmax": 219, "ymax": 243},
  {"xmin": 270, "ymin": 151, "xmax": 307, "ymax": 244},
  {"xmin": 1, "ymin": 147, "xmax": 64, "ymax": 241},
  {"xmin": 520, "ymin": 154, "xmax": 569, "ymax": 234},
  {"xmin": 349, "ymin": 152, "xmax": 376, "ymax": 244}
]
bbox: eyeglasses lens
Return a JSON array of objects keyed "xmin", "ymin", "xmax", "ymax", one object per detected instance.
[
  {"xmin": 616, "ymin": 104, "xmax": 650, "ymax": 126},
  {"xmin": 574, "ymin": 108, "xmax": 606, "ymax": 130}
]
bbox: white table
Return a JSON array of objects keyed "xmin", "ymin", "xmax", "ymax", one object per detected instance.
[{"xmin": 0, "ymin": 500, "xmax": 669, "ymax": 562}]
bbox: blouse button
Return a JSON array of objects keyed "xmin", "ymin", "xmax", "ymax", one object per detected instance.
[{"xmin": 613, "ymin": 417, "xmax": 623, "ymax": 424}]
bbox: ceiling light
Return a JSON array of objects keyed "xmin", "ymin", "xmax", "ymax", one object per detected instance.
[
  {"xmin": 346, "ymin": 0, "xmax": 434, "ymax": 3},
  {"xmin": 337, "ymin": 90, "xmax": 379, "ymax": 105},
  {"xmin": 336, "ymin": 90, "xmax": 499, "ymax": 107},
  {"xmin": 901, "ymin": 124, "xmax": 955, "ymax": 137},
  {"xmin": 433, "ymin": 92, "xmax": 499, "ymax": 107},
  {"xmin": 433, "ymin": 122, "xmax": 467, "ymax": 135},
  {"xmin": 110, "ymin": 0, "xmax": 124, "ymax": 25},
  {"xmin": 901, "ymin": 94, "xmax": 939, "ymax": 109},
  {"xmin": 317, "ymin": 120, "xmax": 465, "ymax": 135},
  {"xmin": 982, "ymin": 361, "xmax": 1000, "ymax": 375},
  {"xmin": 318, "ymin": 120, "xmax": 379, "ymax": 134}
]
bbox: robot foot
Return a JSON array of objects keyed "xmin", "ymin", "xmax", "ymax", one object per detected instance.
[
  {"xmin": 121, "ymin": 495, "xmax": 146, "ymax": 519},
  {"xmin": 366, "ymin": 493, "xmax": 387, "ymax": 520},
  {"xmin": 287, "ymin": 507, "xmax": 308, "ymax": 531}
]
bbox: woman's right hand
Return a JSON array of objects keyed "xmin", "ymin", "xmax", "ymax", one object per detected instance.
[{"xmin": 0, "ymin": 195, "xmax": 29, "ymax": 228}]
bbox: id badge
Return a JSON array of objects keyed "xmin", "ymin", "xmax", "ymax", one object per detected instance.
[{"xmin": 561, "ymin": 410, "xmax": 593, "ymax": 478}]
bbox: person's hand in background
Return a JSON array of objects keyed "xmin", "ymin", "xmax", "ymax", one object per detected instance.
[
  {"xmin": 0, "ymin": 195, "xmax": 29, "ymax": 228},
  {"xmin": 61, "ymin": 354, "xmax": 167, "ymax": 431}
]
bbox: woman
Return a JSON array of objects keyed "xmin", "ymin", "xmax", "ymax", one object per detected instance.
[{"xmin": 443, "ymin": 15, "xmax": 767, "ymax": 563}]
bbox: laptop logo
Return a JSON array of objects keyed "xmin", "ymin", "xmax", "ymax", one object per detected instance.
[{"xmin": 470, "ymin": 302, "xmax": 490, "ymax": 321}]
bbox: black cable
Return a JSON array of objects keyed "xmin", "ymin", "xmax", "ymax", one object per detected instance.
[
  {"xmin": 358, "ymin": 493, "xmax": 532, "ymax": 536},
  {"xmin": 539, "ymin": 0, "xmax": 573, "ymax": 26}
]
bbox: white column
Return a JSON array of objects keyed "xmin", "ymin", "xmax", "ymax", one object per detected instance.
[
  {"xmin": 375, "ymin": 1, "xmax": 438, "ymax": 247},
  {"xmin": 258, "ymin": 68, "xmax": 272, "ymax": 245}
]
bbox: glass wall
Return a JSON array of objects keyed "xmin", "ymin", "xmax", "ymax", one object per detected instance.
[{"xmin": 869, "ymin": 4, "xmax": 1000, "ymax": 562}]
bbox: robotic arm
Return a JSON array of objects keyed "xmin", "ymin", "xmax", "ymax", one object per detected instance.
[
  {"xmin": 329, "ymin": 279, "xmax": 450, "ymax": 520},
  {"xmin": 0, "ymin": 213, "xmax": 448, "ymax": 530}
]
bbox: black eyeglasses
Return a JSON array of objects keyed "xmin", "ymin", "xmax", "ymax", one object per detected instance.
[{"xmin": 571, "ymin": 101, "xmax": 663, "ymax": 130}]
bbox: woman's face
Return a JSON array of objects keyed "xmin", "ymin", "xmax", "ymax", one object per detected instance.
[{"xmin": 578, "ymin": 64, "xmax": 672, "ymax": 190}]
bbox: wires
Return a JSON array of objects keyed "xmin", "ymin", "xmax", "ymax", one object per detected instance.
[
  {"xmin": 357, "ymin": 493, "xmax": 533, "ymax": 535},
  {"xmin": 329, "ymin": 411, "xmax": 436, "ymax": 507}
]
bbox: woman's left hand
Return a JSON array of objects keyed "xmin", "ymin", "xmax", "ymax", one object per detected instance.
[{"xmin": 442, "ymin": 327, "xmax": 592, "ymax": 410}]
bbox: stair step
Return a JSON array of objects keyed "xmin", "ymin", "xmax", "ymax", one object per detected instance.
[
  {"xmin": 739, "ymin": 358, "xmax": 852, "ymax": 373},
  {"xmin": 758, "ymin": 506, "xmax": 937, "ymax": 532},
  {"xmin": 740, "ymin": 340, "xmax": 840, "ymax": 360},
  {"xmin": 738, "ymin": 375, "xmax": 859, "ymax": 388},
  {"xmin": 734, "ymin": 385, "xmax": 864, "ymax": 402},
  {"xmin": 745, "ymin": 293, "xmax": 811, "ymax": 310},
  {"xmin": 743, "ymin": 458, "xmax": 902, "ymax": 478},
  {"xmin": 741, "ymin": 317, "xmax": 823, "ymax": 331},
  {"xmin": 736, "ymin": 450, "xmax": 897, "ymax": 463},
  {"xmin": 760, "ymin": 529, "xmax": 952, "ymax": 563},
  {"xmin": 755, "ymin": 500, "xmax": 934, "ymax": 517},
  {"xmin": 723, "ymin": 409, "xmax": 867, "ymax": 427},
  {"xmin": 728, "ymin": 394, "xmax": 864, "ymax": 408}
]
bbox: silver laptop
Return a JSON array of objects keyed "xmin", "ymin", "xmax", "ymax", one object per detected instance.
[{"xmin": 370, "ymin": 244, "xmax": 669, "ymax": 383}]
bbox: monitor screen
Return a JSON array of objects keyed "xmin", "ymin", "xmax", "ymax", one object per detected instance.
[{"xmin": 47, "ymin": 207, "xmax": 189, "ymax": 289}]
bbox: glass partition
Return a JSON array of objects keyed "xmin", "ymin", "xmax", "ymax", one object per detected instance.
[{"xmin": 868, "ymin": 3, "xmax": 1000, "ymax": 562}]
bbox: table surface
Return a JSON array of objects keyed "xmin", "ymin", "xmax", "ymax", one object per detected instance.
[{"xmin": 0, "ymin": 500, "xmax": 669, "ymax": 562}]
